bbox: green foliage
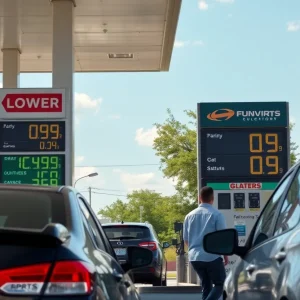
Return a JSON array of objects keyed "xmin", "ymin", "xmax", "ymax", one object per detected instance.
[
  {"xmin": 290, "ymin": 122, "xmax": 299, "ymax": 166},
  {"xmin": 98, "ymin": 189, "xmax": 194, "ymax": 243},
  {"xmin": 153, "ymin": 109, "xmax": 198, "ymax": 201}
]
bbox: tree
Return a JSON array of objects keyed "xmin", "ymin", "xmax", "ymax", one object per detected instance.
[
  {"xmin": 290, "ymin": 122, "xmax": 299, "ymax": 165},
  {"xmin": 153, "ymin": 109, "xmax": 198, "ymax": 201},
  {"xmin": 98, "ymin": 189, "xmax": 194, "ymax": 242},
  {"xmin": 153, "ymin": 109, "xmax": 299, "ymax": 202}
]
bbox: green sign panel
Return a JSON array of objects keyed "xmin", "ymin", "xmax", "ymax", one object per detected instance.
[
  {"xmin": 198, "ymin": 102, "xmax": 288, "ymax": 128},
  {"xmin": 1, "ymin": 155, "xmax": 65, "ymax": 185}
]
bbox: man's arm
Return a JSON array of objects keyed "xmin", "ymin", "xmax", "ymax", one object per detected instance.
[
  {"xmin": 183, "ymin": 216, "xmax": 188, "ymax": 247},
  {"xmin": 216, "ymin": 212, "xmax": 226, "ymax": 231},
  {"xmin": 216, "ymin": 213, "xmax": 229, "ymax": 265}
]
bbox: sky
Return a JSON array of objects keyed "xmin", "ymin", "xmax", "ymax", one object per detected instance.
[{"xmin": 1, "ymin": 0, "xmax": 300, "ymax": 214}]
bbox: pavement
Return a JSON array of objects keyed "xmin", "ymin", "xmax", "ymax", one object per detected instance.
[{"xmin": 137, "ymin": 279, "xmax": 203, "ymax": 300}]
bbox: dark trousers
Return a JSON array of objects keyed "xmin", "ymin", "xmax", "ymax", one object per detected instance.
[{"xmin": 191, "ymin": 257, "xmax": 226, "ymax": 300}]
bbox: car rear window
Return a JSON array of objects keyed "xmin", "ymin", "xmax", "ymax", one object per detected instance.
[
  {"xmin": 0, "ymin": 190, "xmax": 66, "ymax": 230},
  {"xmin": 103, "ymin": 225, "xmax": 151, "ymax": 240}
]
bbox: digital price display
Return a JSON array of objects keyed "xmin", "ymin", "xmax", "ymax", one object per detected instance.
[
  {"xmin": 0, "ymin": 121, "xmax": 65, "ymax": 152},
  {"xmin": 234, "ymin": 193, "xmax": 245, "ymax": 209},
  {"xmin": 1, "ymin": 155, "xmax": 65, "ymax": 186},
  {"xmin": 200, "ymin": 128, "xmax": 288, "ymax": 180}
]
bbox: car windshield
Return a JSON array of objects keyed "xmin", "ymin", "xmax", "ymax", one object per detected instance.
[
  {"xmin": 0, "ymin": 190, "xmax": 66, "ymax": 230},
  {"xmin": 103, "ymin": 225, "xmax": 151, "ymax": 240}
]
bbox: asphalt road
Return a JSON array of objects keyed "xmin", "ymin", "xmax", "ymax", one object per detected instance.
[{"xmin": 138, "ymin": 280, "xmax": 203, "ymax": 300}]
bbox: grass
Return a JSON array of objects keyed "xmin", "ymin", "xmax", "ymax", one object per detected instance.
[
  {"xmin": 167, "ymin": 272, "xmax": 177, "ymax": 279},
  {"xmin": 164, "ymin": 246, "xmax": 176, "ymax": 261}
]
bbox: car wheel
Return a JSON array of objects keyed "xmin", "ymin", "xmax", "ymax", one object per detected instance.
[
  {"xmin": 153, "ymin": 277, "xmax": 162, "ymax": 286},
  {"xmin": 162, "ymin": 273, "xmax": 167, "ymax": 286}
]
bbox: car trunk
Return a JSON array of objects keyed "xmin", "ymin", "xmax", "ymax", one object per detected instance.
[
  {"xmin": 0, "ymin": 189, "xmax": 68, "ymax": 298},
  {"xmin": 103, "ymin": 225, "xmax": 152, "ymax": 262}
]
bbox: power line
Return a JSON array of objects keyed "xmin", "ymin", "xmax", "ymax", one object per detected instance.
[
  {"xmin": 92, "ymin": 191, "xmax": 126, "ymax": 197},
  {"xmin": 91, "ymin": 187, "xmax": 126, "ymax": 192},
  {"xmin": 74, "ymin": 163, "xmax": 159, "ymax": 168}
]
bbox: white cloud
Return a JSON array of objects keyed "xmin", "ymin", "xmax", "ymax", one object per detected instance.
[
  {"xmin": 216, "ymin": 0, "xmax": 234, "ymax": 3},
  {"xmin": 135, "ymin": 127, "xmax": 158, "ymax": 147},
  {"xmin": 75, "ymin": 155, "xmax": 85, "ymax": 164},
  {"xmin": 287, "ymin": 21, "xmax": 300, "ymax": 32},
  {"xmin": 198, "ymin": 0, "xmax": 208, "ymax": 10},
  {"xmin": 118, "ymin": 171, "xmax": 176, "ymax": 195},
  {"xmin": 175, "ymin": 40, "xmax": 204, "ymax": 48},
  {"xmin": 74, "ymin": 93, "xmax": 102, "ymax": 125},
  {"xmin": 75, "ymin": 92, "xmax": 102, "ymax": 113},
  {"xmin": 174, "ymin": 40, "xmax": 189, "ymax": 48},
  {"xmin": 290, "ymin": 116, "xmax": 296, "ymax": 124}
]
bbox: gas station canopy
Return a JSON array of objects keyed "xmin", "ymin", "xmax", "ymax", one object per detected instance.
[{"xmin": 0, "ymin": 0, "xmax": 181, "ymax": 72}]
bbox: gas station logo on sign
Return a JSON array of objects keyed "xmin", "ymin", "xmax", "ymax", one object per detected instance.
[
  {"xmin": 230, "ymin": 182, "xmax": 262, "ymax": 189},
  {"xmin": 207, "ymin": 108, "xmax": 235, "ymax": 121},
  {"xmin": 2, "ymin": 94, "xmax": 63, "ymax": 113},
  {"xmin": 207, "ymin": 107, "xmax": 281, "ymax": 123}
]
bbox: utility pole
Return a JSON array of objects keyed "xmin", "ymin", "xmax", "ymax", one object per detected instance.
[{"xmin": 88, "ymin": 187, "xmax": 92, "ymax": 206}]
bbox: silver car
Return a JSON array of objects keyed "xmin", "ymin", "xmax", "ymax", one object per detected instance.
[{"xmin": 204, "ymin": 161, "xmax": 300, "ymax": 300}]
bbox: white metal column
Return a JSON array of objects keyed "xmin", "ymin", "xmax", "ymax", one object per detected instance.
[
  {"xmin": 2, "ymin": 0, "xmax": 21, "ymax": 88},
  {"xmin": 51, "ymin": 0, "xmax": 75, "ymax": 186},
  {"xmin": 2, "ymin": 49, "xmax": 20, "ymax": 88}
]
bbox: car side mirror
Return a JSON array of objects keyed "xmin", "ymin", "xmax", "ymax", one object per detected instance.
[
  {"xmin": 162, "ymin": 242, "xmax": 170, "ymax": 249},
  {"xmin": 204, "ymin": 229, "xmax": 239, "ymax": 256},
  {"xmin": 121, "ymin": 246, "xmax": 153, "ymax": 273}
]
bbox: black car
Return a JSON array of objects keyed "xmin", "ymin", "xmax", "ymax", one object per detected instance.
[
  {"xmin": 102, "ymin": 222, "xmax": 170, "ymax": 286},
  {"xmin": 0, "ymin": 184, "xmax": 153, "ymax": 300}
]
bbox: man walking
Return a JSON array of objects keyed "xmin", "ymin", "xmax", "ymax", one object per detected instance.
[{"xmin": 183, "ymin": 186, "xmax": 228, "ymax": 300}]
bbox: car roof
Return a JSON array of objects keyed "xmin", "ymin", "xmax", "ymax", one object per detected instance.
[
  {"xmin": 102, "ymin": 222, "xmax": 153, "ymax": 228},
  {"xmin": 0, "ymin": 184, "xmax": 74, "ymax": 193}
]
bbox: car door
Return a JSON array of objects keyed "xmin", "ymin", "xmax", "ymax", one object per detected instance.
[
  {"xmin": 233, "ymin": 167, "xmax": 298, "ymax": 300},
  {"xmin": 77, "ymin": 196, "xmax": 138, "ymax": 300}
]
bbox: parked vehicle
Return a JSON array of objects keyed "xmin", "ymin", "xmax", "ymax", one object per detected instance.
[
  {"xmin": 204, "ymin": 161, "xmax": 300, "ymax": 300},
  {"xmin": 0, "ymin": 184, "xmax": 153, "ymax": 300},
  {"xmin": 102, "ymin": 222, "xmax": 170, "ymax": 286}
]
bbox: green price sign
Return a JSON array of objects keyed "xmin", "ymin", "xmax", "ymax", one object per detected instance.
[{"xmin": 1, "ymin": 155, "xmax": 65, "ymax": 186}]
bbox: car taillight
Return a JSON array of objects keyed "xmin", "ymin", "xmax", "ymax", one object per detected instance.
[
  {"xmin": 0, "ymin": 263, "xmax": 50, "ymax": 295},
  {"xmin": 139, "ymin": 241, "xmax": 158, "ymax": 251},
  {"xmin": 45, "ymin": 261, "xmax": 94, "ymax": 295},
  {"xmin": 0, "ymin": 261, "xmax": 94, "ymax": 296}
]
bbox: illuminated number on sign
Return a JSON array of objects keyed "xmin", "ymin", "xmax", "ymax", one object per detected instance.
[
  {"xmin": 32, "ymin": 157, "xmax": 40, "ymax": 169},
  {"xmin": 50, "ymin": 171, "xmax": 59, "ymax": 186},
  {"xmin": 266, "ymin": 134, "xmax": 278, "ymax": 153},
  {"xmin": 41, "ymin": 156, "xmax": 49, "ymax": 169},
  {"xmin": 249, "ymin": 134, "xmax": 263, "ymax": 153},
  {"xmin": 29, "ymin": 125, "xmax": 39, "ymax": 139},
  {"xmin": 40, "ymin": 125, "xmax": 49, "ymax": 140},
  {"xmin": 249, "ymin": 133, "xmax": 280, "ymax": 153},
  {"xmin": 20, "ymin": 157, "xmax": 30, "ymax": 169},
  {"xmin": 250, "ymin": 156, "xmax": 263, "ymax": 175},
  {"xmin": 32, "ymin": 178, "xmax": 40, "ymax": 185},
  {"xmin": 266, "ymin": 156, "xmax": 279, "ymax": 175},
  {"xmin": 29, "ymin": 124, "xmax": 60, "ymax": 140},
  {"xmin": 50, "ymin": 156, "xmax": 59, "ymax": 169},
  {"xmin": 50, "ymin": 124, "xmax": 59, "ymax": 139}
]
